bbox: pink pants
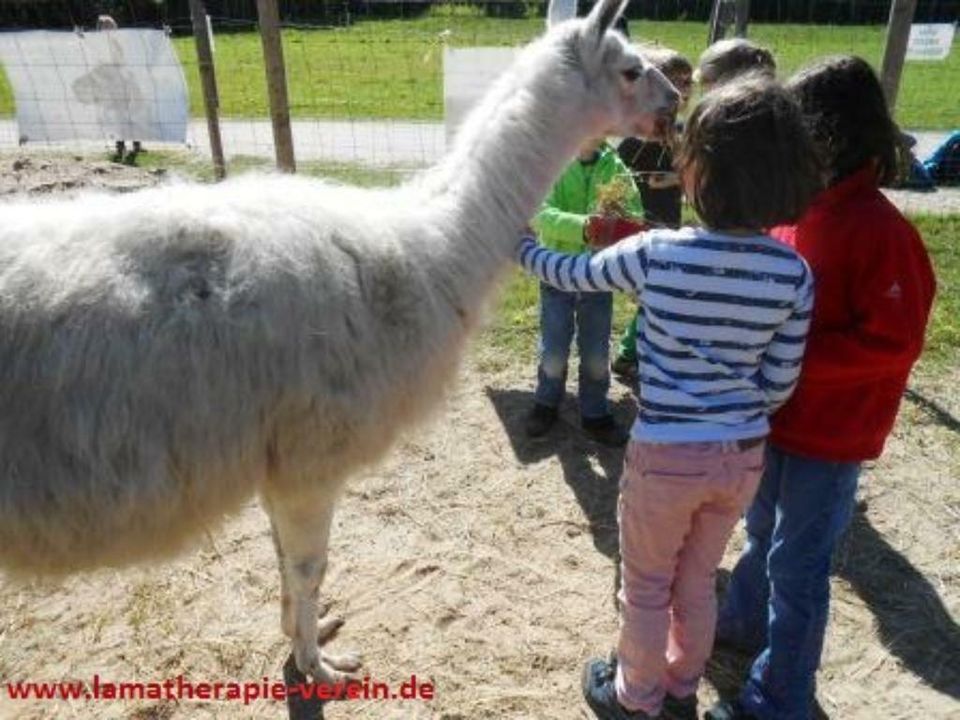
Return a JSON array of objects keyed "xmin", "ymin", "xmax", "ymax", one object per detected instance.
[{"xmin": 615, "ymin": 439, "xmax": 765, "ymax": 715}]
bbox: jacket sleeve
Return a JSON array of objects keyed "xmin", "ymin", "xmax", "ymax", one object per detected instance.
[
  {"xmin": 515, "ymin": 234, "xmax": 648, "ymax": 295},
  {"xmin": 531, "ymin": 182, "xmax": 588, "ymax": 254},
  {"xmin": 799, "ymin": 223, "xmax": 936, "ymax": 385},
  {"xmin": 758, "ymin": 263, "xmax": 814, "ymax": 411}
]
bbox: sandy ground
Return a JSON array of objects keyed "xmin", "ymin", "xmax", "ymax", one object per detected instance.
[
  {"xmin": 0, "ymin": 156, "xmax": 168, "ymax": 196},
  {"xmin": 0, "ymin": 157, "xmax": 957, "ymax": 720},
  {"xmin": 0, "ymin": 353, "xmax": 957, "ymax": 720}
]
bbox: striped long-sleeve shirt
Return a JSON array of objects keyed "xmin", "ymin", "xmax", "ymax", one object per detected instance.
[{"xmin": 517, "ymin": 227, "xmax": 814, "ymax": 443}]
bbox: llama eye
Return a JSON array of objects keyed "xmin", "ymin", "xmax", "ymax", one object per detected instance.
[{"xmin": 622, "ymin": 67, "xmax": 642, "ymax": 82}]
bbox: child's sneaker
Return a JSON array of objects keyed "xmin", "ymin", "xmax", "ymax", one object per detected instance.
[
  {"xmin": 525, "ymin": 403, "xmax": 558, "ymax": 438},
  {"xmin": 660, "ymin": 692, "xmax": 697, "ymax": 720},
  {"xmin": 582, "ymin": 415, "xmax": 629, "ymax": 447},
  {"xmin": 611, "ymin": 354, "xmax": 638, "ymax": 381},
  {"xmin": 581, "ymin": 658, "xmax": 656, "ymax": 719}
]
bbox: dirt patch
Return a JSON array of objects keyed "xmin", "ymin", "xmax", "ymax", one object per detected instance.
[{"xmin": 0, "ymin": 154, "xmax": 166, "ymax": 197}]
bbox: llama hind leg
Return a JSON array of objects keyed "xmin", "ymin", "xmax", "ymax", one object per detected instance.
[{"xmin": 264, "ymin": 487, "xmax": 362, "ymax": 681}]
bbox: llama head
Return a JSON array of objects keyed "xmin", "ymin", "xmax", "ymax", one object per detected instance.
[{"xmin": 544, "ymin": 0, "xmax": 679, "ymax": 140}]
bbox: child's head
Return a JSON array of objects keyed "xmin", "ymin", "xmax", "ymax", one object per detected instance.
[
  {"xmin": 676, "ymin": 76, "xmax": 820, "ymax": 232},
  {"xmin": 785, "ymin": 55, "xmax": 900, "ymax": 186},
  {"xmin": 695, "ymin": 38, "xmax": 776, "ymax": 91},
  {"xmin": 639, "ymin": 46, "xmax": 694, "ymax": 110},
  {"xmin": 578, "ymin": 135, "xmax": 606, "ymax": 159}
]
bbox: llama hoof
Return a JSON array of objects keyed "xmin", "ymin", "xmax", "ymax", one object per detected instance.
[
  {"xmin": 295, "ymin": 654, "xmax": 354, "ymax": 685},
  {"xmin": 321, "ymin": 649, "xmax": 363, "ymax": 673},
  {"xmin": 316, "ymin": 657, "xmax": 357, "ymax": 684},
  {"xmin": 316, "ymin": 614, "xmax": 344, "ymax": 643},
  {"xmin": 293, "ymin": 645, "xmax": 324, "ymax": 679},
  {"xmin": 293, "ymin": 643, "xmax": 361, "ymax": 683}
]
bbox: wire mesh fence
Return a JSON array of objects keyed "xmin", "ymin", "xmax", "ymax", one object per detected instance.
[{"xmin": 0, "ymin": 1, "xmax": 957, "ymax": 200}]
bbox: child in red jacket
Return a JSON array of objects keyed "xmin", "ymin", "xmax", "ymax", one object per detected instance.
[{"xmin": 707, "ymin": 56, "xmax": 937, "ymax": 720}]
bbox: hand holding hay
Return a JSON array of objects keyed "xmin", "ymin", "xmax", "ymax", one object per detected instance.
[{"xmin": 586, "ymin": 176, "xmax": 647, "ymax": 248}]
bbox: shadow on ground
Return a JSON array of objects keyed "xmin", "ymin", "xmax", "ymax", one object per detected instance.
[
  {"xmin": 487, "ymin": 385, "xmax": 960, "ymax": 715},
  {"xmin": 904, "ymin": 386, "xmax": 960, "ymax": 435},
  {"xmin": 485, "ymin": 386, "xmax": 630, "ymax": 561},
  {"xmin": 835, "ymin": 507, "xmax": 960, "ymax": 701},
  {"xmin": 706, "ymin": 505, "xmax": 960, "ymax": 717}
]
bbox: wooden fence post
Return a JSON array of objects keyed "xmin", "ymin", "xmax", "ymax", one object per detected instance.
[
  {"xmin": 880, "ymin": 0, "xmax": 919, "ymax": 112},
  {"xmin": 188, "ymin": 0, "xmax": 226, "ymax": 180},
  {"xmin": 734, "ymin": 0, "xmax": 751, "ymax": 37},
  {"xmin": 708, "ymin": 0, "xmax": 725, "ymax": 45},
  {"xmin": 708, "ymin": 0, "xmax": 750, "ymax": 45},
  {"xmin": 256, "ymin": 0, "xmax": 296, "ymax": 173}
]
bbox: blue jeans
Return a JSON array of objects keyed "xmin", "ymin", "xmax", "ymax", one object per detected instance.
[
  {"xmin": 534, "ymin": 283, "xmax": 612, "ymax": 419},
  {"xmin": 717, "ymin": 444, "xmax": 860, "ymax": 720}
]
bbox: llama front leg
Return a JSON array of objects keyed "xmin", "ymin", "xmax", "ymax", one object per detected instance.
[{"xmin": 264, "ymin": 487, "xmax": 362, "ymax": 682}]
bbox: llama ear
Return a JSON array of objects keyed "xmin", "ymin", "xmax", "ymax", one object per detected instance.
[
  {"xmin": 584, "ymin": 0, "xmax": 629, "ymax": 41},
  {"xmin": 546, "ymin": 0, "xmax": 578, "ymax": 28}
]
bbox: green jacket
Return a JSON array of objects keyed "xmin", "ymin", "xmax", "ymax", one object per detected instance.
[{"xmin": 532, "ymin": 142, "xmax": 643, "ymax": 254}]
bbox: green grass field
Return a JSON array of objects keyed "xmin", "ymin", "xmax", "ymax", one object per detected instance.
[
  {"xmin": 0, "ymin": 8, "xmax": 956, "ymax": 127},
  {"xmin": 913, "ymin": 214, "xmax": 960, "ymax": 372}
]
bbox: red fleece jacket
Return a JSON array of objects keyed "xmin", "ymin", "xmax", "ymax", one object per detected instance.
[{"xmin": 770, "ymin": 166, "xmax": 936, "ymax": 462}]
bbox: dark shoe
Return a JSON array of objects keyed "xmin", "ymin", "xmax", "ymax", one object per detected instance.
[
  {"xmin": 611, "ymin": 354, "xmax": 638, "ymax": 380},
  {"xmin": 525, "ymin": 403, "xmax": 558, "ymax": 438},
  {"xmin": 704, "ymin": 699, "xmax": 757, "ymax": 720},
  {"xmin": 712, "ymin": 630, "xmax": 763, "ymax": 657},
  {"xmin": 583, "ymin": 414, "xmax": 629, "ymax": 447},
  {"xmin": 712, "ymin": 612, "xmax": 764, "ymax": 657},
  {"xmin": 581, "ymin": 658, "xmax": 655, "ymax": 719},
  {"xmin": 661, "ymin": 693, "xmax": 697, "ymax": 720}
]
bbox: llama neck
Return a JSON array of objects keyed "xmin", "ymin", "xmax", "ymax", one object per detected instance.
[
  {"xmin": 412, "ymin": 43, "xmax": 596, "ymax": 308},
  {"xmin": 435, "ymin": 72, "xmax": 592, "ymax": 245}
]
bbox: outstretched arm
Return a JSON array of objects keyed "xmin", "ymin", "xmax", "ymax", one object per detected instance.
[{"xmin": 515, "ymin": 234, "xmax": 648, "ymax": 295}]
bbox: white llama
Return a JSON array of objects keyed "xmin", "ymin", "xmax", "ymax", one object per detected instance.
[{"xmin": 0, "ymin": 0, "xmax": 677, "ymax": 683}]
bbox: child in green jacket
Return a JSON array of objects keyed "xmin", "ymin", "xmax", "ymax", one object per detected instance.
[{"xmin": 525, "ymin": 137, "xmax": 643, "ymax": 446}]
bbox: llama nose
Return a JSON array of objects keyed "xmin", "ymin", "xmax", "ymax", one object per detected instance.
[{"xmin": 664, "ymin": 84, "xmax": 681, "ymax": 111}]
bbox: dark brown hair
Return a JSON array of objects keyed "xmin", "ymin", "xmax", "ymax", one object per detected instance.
[
  {"xmin": 676, "ymin": 75, "xmax": 821, "ymax": 231},
  {"xmin": 785, "ymin": 55, "xmax": 900, "ymax": 186},
  {"xmin": 639, "ymin": 45, "xmax": 693, "ymax": 80},
  {"xmin": 696, "ymin": 38, "xmax": 776, "ymax": 87}
]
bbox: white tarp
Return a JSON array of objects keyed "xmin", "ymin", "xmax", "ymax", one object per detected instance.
[
  {"xmin": 0, "ymin": 29, "xmax": 188, "ymax": 143},
  {"xmin": 906, "ymin": 23, "xmax": 956, "ymax": 61},
  {"xmin": 443, "ymin": 47, "xmax": 518, "ymax": 143}
]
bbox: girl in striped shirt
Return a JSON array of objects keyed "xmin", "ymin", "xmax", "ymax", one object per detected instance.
[{"xmin": 516, "ymin": 77, "xmax": 820, "ymax": 720}]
